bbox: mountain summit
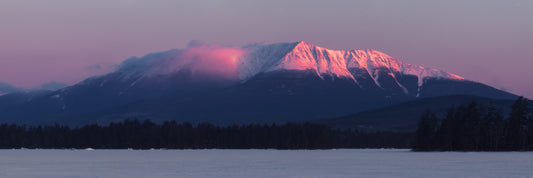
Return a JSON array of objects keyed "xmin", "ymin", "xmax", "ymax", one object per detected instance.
[
  {"xmin": 246, "ymin": 41, "xmax": 464, "ymax": 94},
  {"xmin": 0, "ymin": 41, "xmax": 516, "ymax": 125},
  {"xmin": 109, "ymin": 41, "xmax": 465, "ymax": 97}
]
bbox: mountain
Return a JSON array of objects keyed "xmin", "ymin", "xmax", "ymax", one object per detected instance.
[
  {"xmin": 0, "ymin": 82, "xmax": 23, "ymax": 96},
  {"xmin": 0, "ymin": 41, "xmax": 517, "ymax": 125},
  {"xmin": 41, "ymin": 81, "xmax": 69, "ymax": 91},
  {"xmin": 316, "ymin": 95, "xmax": 519, "ymax": 132}
]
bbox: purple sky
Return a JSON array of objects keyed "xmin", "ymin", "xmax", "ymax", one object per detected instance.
[{"xmin": 1, "ymin": 0, "xmax": 532, "ymax": 97}]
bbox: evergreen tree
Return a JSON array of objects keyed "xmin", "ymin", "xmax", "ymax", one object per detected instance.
[
  {"xmin": 463, "ymin": 101, "xmax": 482, "ymax": 150},
  {"xmin": 415, "ymin": 97, "xmax": 532, "ymax": 151},
  {"xmin": 414, "ymin": 110, "xmax": 439, "ymax": 151},
  {"xmin": 436, "ymin": 106, "xmax": 457, "ymax": 151},
  {"xmin": 0, "ymin": 120, "xmax": 413, "ymax": 149},
  {"xmin": 481, "ymin": 103, "xmax": 504, "ymax": 151},
  {"xmin": 506, "ymin": 97, "xmax": 530, "ymax": 150}
]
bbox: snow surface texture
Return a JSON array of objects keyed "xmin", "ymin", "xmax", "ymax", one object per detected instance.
[
  {"xmin": 114, "ymin": 41, "xmax": 464, "ymax": 88},
  {"xmin": 0, "ymin": 149, "xmax": 531, "ymax": 178}
]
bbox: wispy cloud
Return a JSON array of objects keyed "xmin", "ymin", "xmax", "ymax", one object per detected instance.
[{"xmin": 117, "ymin": 41, "xmax": 247, "ymax": 79}]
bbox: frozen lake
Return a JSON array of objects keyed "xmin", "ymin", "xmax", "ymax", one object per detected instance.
[{"xmin": 1, "ymin": 149, "xmax": 532, "ymax": 178}]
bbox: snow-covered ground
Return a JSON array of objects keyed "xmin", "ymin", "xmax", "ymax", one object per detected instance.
[{"xmin": 0, "ymin": 149, "xmax": 532, "ymax": 178}]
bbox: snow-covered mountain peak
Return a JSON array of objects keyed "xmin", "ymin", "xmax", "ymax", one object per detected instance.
[
  {"xmin": 105, "ymin": 41, "xmax": 464, "ymax": 89},
  {"xmin": 259, "ymin": 41, "xmax": 464, "ymax": 87}
]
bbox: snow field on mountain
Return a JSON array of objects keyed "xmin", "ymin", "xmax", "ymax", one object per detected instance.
[{"xmin": 115, "ymin": 41, "xmax": 464, "ymax": 87}]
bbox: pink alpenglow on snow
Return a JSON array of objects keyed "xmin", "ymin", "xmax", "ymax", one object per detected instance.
[
  {"xmin": 176, "ymin": 45, "xmax": 247, "ymax": 79},
  {"xmin": 116, "ymin": 43, "xmax": 248, "ymax": 80},
  {"xmin": 274, "ymin": 42, "xmax": 464, "ymax": 86},
  {"xmin": 114, "ymin": 41, "xmax": 464, "ymax": 93},
  {"xmin": 0, "ymin": 0, "xmax": 530, "ymax": 97}
]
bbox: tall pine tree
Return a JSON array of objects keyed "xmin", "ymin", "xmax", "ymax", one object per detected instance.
[
  {"xmin": 414, "ymin": 110, "xmax": 439, "ymax": 151},
  {"xmin": 506, "ymin": 97, "xmax": 530, "ymax": 150}
]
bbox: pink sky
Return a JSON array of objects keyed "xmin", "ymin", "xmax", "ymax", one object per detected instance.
[{"xmin": 0, "ymin": 0, "xmax": 532, "ymax": 97}]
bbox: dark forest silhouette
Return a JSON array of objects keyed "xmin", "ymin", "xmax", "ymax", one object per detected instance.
[
  {"xmin": 2, "ymin": 97, "xmax": 530, "ymax": 150},
  {"xmin": 0, "ymin": 121, "xmax": 411, "ymax": 149},
  {"xmin": 414, "ymin": 97, "xmax": 533, "ymax": 151}
]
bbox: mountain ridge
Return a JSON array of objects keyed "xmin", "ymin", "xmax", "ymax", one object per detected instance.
[
  {"xmin": 266, "ymin": 41, "xmax": 464, "ymax": 96},
  {"xmin": 105, "ymin": 41, "xmax": 465, "ymax": 87},
  {"xmin": 316, "ymin": 95, "xmax": 523, "ymax": 132},
  {"xmin": 0, "ymin": 41, "xmax": 517, "ymax": 126}
]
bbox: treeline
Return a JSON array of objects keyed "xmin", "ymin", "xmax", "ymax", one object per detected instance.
[
  {"xmin": 0, "ymin": 120, "xmax": 412, "ymax": 149},
  {"xmin": 414, "ymin": 97, "xmax": 533, "ymax": 151}
]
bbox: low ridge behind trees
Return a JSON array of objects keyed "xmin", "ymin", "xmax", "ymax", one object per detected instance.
[{"xmin": 414, "ymin": 97, "xmax": 532, "ymax": 151}]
